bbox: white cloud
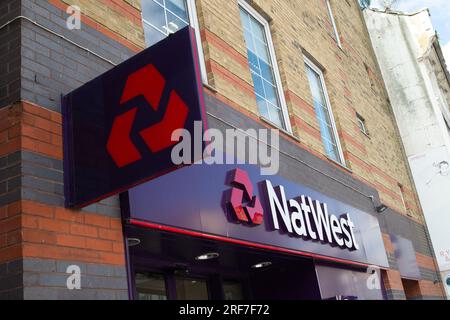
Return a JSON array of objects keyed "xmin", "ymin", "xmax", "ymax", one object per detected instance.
[{"xmin": 443, "ymin": 42, "xmax": 450, "ymax": 72}]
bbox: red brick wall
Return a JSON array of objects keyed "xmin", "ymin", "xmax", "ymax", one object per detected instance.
[{"xmin": 0, "ymin": 101, "xmax": 126, "ymax": 267}]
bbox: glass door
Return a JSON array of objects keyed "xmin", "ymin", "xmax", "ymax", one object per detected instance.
[
  {"xmin": 175, "ymin": 276, "xmax": 209, "ymax": 300},
  {"xmin": 133, "ymin": 271, "xmax": 246, "ymax": 300},
  {"xmin": 134, "ymin": 271, "xmax": 211, "ymax": 300},
  {"xmin": 135, "ymin": 272, "xmax": 168, "ymax": 300}
]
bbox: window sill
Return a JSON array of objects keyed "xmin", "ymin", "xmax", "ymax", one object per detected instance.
[
  {"xmin": 360, "ymin": 131, "xmax": 371, "ymax": 139},
  {"xmin": 259, "ymin": 116, "xmax": 300, "ymax": 143},
  {"xmin": 260, "ymin": 118, "xmax": 354, "ymax": 175},
  {"xmin": 326, "ymin": 156, "xmax": 353, "ymax": 174},
  {"xmin": 337, "ymin": 43, "xmax": 346, "ymax": 54},
  {"xmin": 203, "ymin": 82, "xmax": 217, "ymax": 93}
]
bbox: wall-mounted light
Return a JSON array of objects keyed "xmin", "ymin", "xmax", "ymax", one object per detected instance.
[
  {"xmin": 195, "ymin": 252, "xmax": 219, "ymax": 261},
  {"xmin": 251, "ymin": 261, "xmax": 272, "ymax": 269},
  {"xmin": 375, "ymin": 204, "xmax": 388, "ymax": 213},
  {"xmin": 370, "ymin": 196, "xmax": 388, "ymax": 214},
  {"xmin": 127, "ymin": 238, "xmax": 141, "ymax": 247}
]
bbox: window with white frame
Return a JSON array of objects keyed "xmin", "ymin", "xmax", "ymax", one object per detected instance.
[
  {"xmin": 141, "ymin": 0, "xmax": 207, "ymax": 81},
  {"xmin": 326, "ymin": 0, "xmax": 342, "ymax": 48},
  {"xmin": 238, "ymin": 0, "xmax": 291, "ymax": 131},
  {"xmin": 304, "ymin": 57, "xmax": 344, "ymax": 164},
  {"xmin": 356, "ymin": 113, "xmax": 368, "ymax": 135}
]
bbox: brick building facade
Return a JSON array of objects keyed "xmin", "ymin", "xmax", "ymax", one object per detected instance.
[{"xmin": 0, "ymin": 0, "xmax": 446, "ymax": 299}]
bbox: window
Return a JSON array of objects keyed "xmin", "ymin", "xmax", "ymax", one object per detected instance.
[
  {"xmin": 305, "ymin": 57, "xmax": 344, "ymax": 164},
  {"xmin": 135, "ymin": 272, "xmax": 167, "ymax": 300},
  {"xmin": 356, "ymin": 113, "xmax": 368, "ymax": 135},
  {"xmin": 326, "ymin": 0, "xmax": 342, "ymax": 48},
  {"xmin": 141, "ymin": 0, "xmax": 207, "ymax": 82},
  {"xmin": 238, "ymin": 0, "xmax": 292, "ymax": 132},
  {"xmin": 175, "ymin": 276, "xmax": 209, "ymax": 300}
]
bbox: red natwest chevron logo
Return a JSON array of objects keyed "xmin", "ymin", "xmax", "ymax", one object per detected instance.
[
  {"xmin": 106, "ymin": 64, "xmax": 189, "ymax": 168},
  {"xmin": 227, "ymin": 168, "xmax": 263, "ymax": 225}
]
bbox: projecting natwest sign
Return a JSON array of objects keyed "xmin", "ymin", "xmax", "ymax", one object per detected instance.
[
  {"xmin": 127, "ymin": 164, "xmax": 389, "ymax": 267},
  {"xmin": 62, "ymin": 27, "xmax": 206, "ymax": 208}
]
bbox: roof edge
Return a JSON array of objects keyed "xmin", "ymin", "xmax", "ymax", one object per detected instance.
[{"xmin": 364, "ymin": 7, "xmax": 430, "ymax": 17}]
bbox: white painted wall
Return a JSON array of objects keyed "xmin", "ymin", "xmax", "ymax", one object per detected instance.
[{"xmin": 364, "ymin": 9, "xmax": 450, "ymax": 298}]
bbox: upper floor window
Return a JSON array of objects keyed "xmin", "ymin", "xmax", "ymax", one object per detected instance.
[
  {"xmin": 305, "ymin": 57, "xmax": 344, "ymax": 164},
  {"xmin": 326, "ymin": 0, "xmax": 342, "ymax": 48},
  {"xmin": 238, "ymin": 0, "xmax": 291, "ymax": 132},
  {"xmin": 356, "ymin": 113, "xmax": 368, "ymax": 136},
  {"xmin": 141, "ymin": 0, "xmax": 207, "ymax": 82},
  {"xmin": 142, "ymin": 0, "xmax": 189, "ymax": 45}
]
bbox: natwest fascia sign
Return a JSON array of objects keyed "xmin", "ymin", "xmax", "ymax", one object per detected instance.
[
  {"xmin": 264, "ymin": 180, "xmax": 359, "ymax": 251},
  {"xmin": 127, "ymin": 163, "xmax": 390, "ymax": 268}
]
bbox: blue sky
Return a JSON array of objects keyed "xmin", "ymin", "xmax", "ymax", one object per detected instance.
[{"xmin": 371, "ymin": 0, "xmax": 450, "ymax": 68}]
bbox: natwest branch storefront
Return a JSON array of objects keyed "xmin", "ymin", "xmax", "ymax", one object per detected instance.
[
  {"xmin": 122, "ymin": 163, "xmax": 389, "ymax": 300},
  {"xmin": 61, "ymin": 26, "xmax": 426, "ymax": 301}
]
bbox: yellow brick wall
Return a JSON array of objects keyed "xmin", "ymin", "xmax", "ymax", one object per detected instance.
[
  {"xmin": 196, "ymin": 0, "xmax": 423, "ymax": 221},
  {"xmin": 61, "ymin": 0, "xmax": 146, "ymax": 48},
  {"xmin": 59, "ymin": 0, "xmax": 423, "ymax": 221}
]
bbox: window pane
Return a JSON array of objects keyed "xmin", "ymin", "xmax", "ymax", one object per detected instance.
[
  {"xmin": 143, "ymin": 22, "xmax": 167, "ymax": 47},
  {"xmin": 135, "ymin": 273, "xmax": 167, "ymax": 300},
  {"xmin": 305, "ymin": 63, "xmax": 341, "ymax": 162},
  {"xmin": 255, "ymin": 39, "xmax": 270, "ymax": 64},
  {"xmin": 250, "ymin": 17, "xmax": 266, "ymax": 43},
  {"xmin": 240, "ymin": 10, "xmax": 252, "ymax": 32},
  {"xmin": 268, "ymin": 104, "xmax": 284, "ymax": 128},
  {"xmin": 165, "ymin": 0, "xmax": 189, "ymax": 22},
  {"xmin": 239, "ymin": 6, "xmax": 286, "ymax": 129},
  {"xmin": 256, "ymin": 94, "xmax": 270, "ymax": 119},
  {"xmin": 252, "ymin": 73, "xmax": 265, "ymax": 97},
  {"xmin": 142, "ymin": 0, "xmax": 166, "ymax": 32},
  {"xmin": 357, "ymin": 119, "xmax": 364, "ymax": 131},
  {"xmin": 259, "ymin": 58, "xmax": 274, "ymax": 83},
  {"xmin": 175, "ymin": 277, "xmax": 209, "ymax": 300},
  {"xmin": 247, "ymin": 49, "xmax": 260, "ymax": 74},
  {"xmin": 166, "ymin": 11, "xmax": 189, "ymax": 34},
  {"xmin": 142, "ymin": 0, "xmax": 190, "ymax": 47},
  {"xmin": 325, "ymin": 143, "xmax": 339, "ymax": 162},
  {"xmin": 357, "ymin": 115, "xmax": 367, "ymax": 134},
  {"xmin": 243, "ymin": 28, "xmax": 255, "ymax": 51},
  {"xmin": 263, "ymin": 80, "xmax": 278, "ymax": 106},
  {"xmin": 307, "ymin": 67, "xmax": 326, "ymax": 104}
]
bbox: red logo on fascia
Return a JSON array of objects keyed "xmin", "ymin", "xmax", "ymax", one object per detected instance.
[
  {"xmin": 106, "ymin": 64, "xmax": 189, "ymax": 168},
  {"xmin": 227, "ymin": 168, "xmax": 263, "ymax": 225}
]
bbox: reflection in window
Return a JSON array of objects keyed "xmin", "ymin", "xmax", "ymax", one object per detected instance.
[
  {"xmin": 356, "ymin": 113, "xmax": 368, "ymax": 135},
  {"xmin": 305, "ymin": 61, "xmax": 342, "ymax": 163},
  {"xmin": 239, "ymin": 6, "xmax": 286, "ymax": 129},
  {"xmin": 175, "ymin": 277, "xmax": 209, "ymax": 300},
  {"xmin": 142, "ymin": 0, "xmax": 190, "ymax": 47},
  {"xmin": 135, "ymin": 272, "xmax": 167, "ymax": 300}
]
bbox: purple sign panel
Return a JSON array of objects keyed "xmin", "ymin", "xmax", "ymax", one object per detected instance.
[
  {"xmin": 62, "ymin": 27, "xmax": 206, "ymax": 208},
  {"xmin": 127, "ymin": 163, "xmax": 389, "ymax": 268}
]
